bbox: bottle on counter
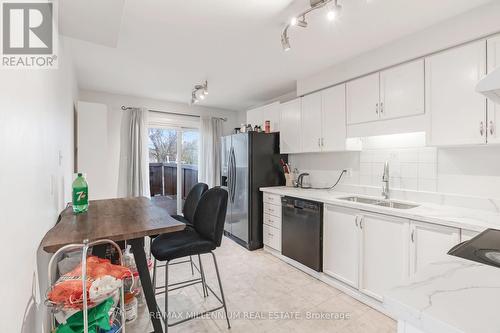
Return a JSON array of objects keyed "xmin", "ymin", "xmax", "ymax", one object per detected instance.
[{"xmin": 72, "ymin": 173, "xmax": 89, "ymax": 214}]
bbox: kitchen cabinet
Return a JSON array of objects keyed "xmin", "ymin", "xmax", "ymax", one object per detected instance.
[
  {"xmin": 279, "ymin": 98, "xmax": 301, "ymax": 154},
  {"xmin": 347, "ymin": 73, "xmax": 380, "ymax": 124},
  {"xmin": 323, "ymin": 205, "xmax": 360, "ymax": 288},
  {"xmin": 263, "ymin": 193, "xmax": 282, "ymax": 252},
  {"xmin": 426, "ymin": 40, "xmax": 487, "ymax": 146},
  {"xmin": 347, "ymin": 60, "xmax": 424, "ymax": 126},
  {"xmin": 321, "ymin": 85, "xmax": 348, "ymax": 151},
  {"xmin": 301, "ymin": 92, "xmax": 323, "ymax": 152},
  {"xmin": 487, "ymin": 35, "xmax": 500, "ymax": 144},
  {"xmin": 380, "ymin": 59, "xmax": 425, "ymax": 120},
  {"xmin": 409, "ymin": 221, "xmax": 460, "ymax": 276},
  {"xmin": 359, "ymin": 213, "xmax": 410, "ymax": 301},
  {"xmin": 246, "ymin": 102, "xmax": 280, "ymax": 131}
]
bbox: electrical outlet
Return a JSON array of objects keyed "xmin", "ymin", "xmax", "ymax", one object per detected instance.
[{"xmin": 346, "ymin": 168, "xmax": 353, "ymax": 177}]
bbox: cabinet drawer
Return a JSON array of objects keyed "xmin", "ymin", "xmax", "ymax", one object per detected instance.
[
  {"xmin": 263, "ymin": 202, "xmax": 282, "ymax": 218},
  {"xmin": 263, "ymin": 224, "xmax": 281, "ymax": 251},
  {"xmin": 263, "ymin": 193, "xmax": 281, "ymax": 205},
  {"xmin": 263, "ymin": 213, "xmax": 281, "ymax": 230}
]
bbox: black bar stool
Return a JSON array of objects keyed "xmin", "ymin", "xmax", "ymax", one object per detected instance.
[
  {"xmin": 151, "ymin": 183, "xmax": 209, "ymax": 292},
  {"xmin": 151, "ymin": 187, "xmax": 230, "ymax": 331}
]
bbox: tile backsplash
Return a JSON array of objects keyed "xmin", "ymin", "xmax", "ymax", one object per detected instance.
[{"xmin": 359, "ymin": 147, "xmax": 437, "ymax": 192}]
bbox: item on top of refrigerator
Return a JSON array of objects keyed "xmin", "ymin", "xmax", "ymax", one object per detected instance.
[
  {"xmin": 72, "ymin": 173, "xmax": 89, "ymax": 214},
  {"xmin": 246, "ymin": 124, "xmax": 253, "ymax": 132},
  {"xmin": 234, "ymin": 127, "xmax": 241, "ymax": 134},
  {"xmin": 240, "ymin": 124, "xmax": 247, "ymax": 132},
  {"xmin": 264, "ymin": 120, "xmax": 271, "ymax": 133}
]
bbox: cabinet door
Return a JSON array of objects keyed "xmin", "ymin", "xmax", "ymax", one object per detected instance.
[
  {"xmin": 323, "ymin": 205, "xmax": 360, "ymax": 288},
  {"xmin": 279, "ymin": 99, "xmax": 301, "ymax": 153},
  {"xmin": 410, "ymin": 221, "xmax": 460, "ymax": 276},
  {"xmin": 301, "ymin": 92, "xmax": 322, "ymax": 152},
  {"xmin": 360, "ymin": 213, "xmax": 409, "ymax": 301},
  {"xmin": 247, "ymin": 108, "xmax": 263, "ymax": 127},
  {"xmin": 380, "ymin": 59, "xmax": 425, "ymax": 120},
  {"xmin": 346, "ymin": 73, "xmax": 380, "ymax": 125},
  {"xmin": 426, "ymin": 41, "xmax": 487, "ymax": 146},
  {"xmin": 487, "ymin": 35, "xmax": 500, "ymax": 144},
  {"xmin": 322, "ymin": 84, "xmax": 347, "ymax": 151}
]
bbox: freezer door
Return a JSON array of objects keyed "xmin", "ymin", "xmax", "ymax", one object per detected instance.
[
  {"xmin": 230, "ymin": 133, "xmax": 249, "ymax": 243},
  {"xmin": 221, "ymin": 135, "xmax": 232, "ymax": 234}
]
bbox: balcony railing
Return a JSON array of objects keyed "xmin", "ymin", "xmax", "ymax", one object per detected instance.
[{"xmin": 149, "ymin": 163, "xmax": 198, "ymax": 199}]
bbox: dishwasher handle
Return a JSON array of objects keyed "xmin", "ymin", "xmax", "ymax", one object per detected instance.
[{"xmin": 282, "ymin": 196, "xmax": 322, "ymax": 212}]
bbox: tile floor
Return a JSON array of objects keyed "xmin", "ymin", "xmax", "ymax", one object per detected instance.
[{"xmin": 127, "ymin": 237, "xmax": 396, "ymax": 333}]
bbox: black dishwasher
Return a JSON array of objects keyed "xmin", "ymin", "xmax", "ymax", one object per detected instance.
[{"xmin": 281, "ymin": 196, "xmax": 323, "ymax": 272}]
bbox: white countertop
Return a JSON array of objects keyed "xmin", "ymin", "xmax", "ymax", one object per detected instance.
[
  {"xmin": 260, "ymin": 186, "xmax": 500, "ymax": 232},
  {"xmin": 383, "ymin": 256, "xmax": 500, "ymax": 333}
]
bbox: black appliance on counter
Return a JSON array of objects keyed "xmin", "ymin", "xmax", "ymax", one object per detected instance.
[
  {"xmin": 221, "ymin": 132, "xmax": 285, "ymax": 250},
  {"xmin": 281, "ymin": 196, "xmax": 323, "ymax": 272},
  {"xmin": 448, "ymin": 228, "xmax": 500, "ymax": 268}
]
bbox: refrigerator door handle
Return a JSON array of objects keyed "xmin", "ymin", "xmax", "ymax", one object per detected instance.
[
  {"xmin": 231, "ymin": 148, "xmax": 236, "ymax": 203},
  {"xmin": 228, "ymin": 147, "xmax": 234, "ymax": 200}
]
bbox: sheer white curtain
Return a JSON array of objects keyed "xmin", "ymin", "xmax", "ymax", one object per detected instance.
[
  {"xmin": 199, "ymin": 117, "xmax": 224, "ymax": 187},
  {"xmin": 127, "ymin": 107, "xmax": 150, "ymax": 197}
]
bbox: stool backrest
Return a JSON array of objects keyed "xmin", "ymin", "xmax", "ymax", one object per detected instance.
[
  {"xmin": 183, "ymin": 183, "xmax": 209, "ymax": 223},
  {"xmin": 193, "ymin": 187, "xmax": 228, "ymax": 246}
]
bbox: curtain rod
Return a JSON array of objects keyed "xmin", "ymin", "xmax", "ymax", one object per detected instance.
[{"xmin": 121, "ymin": 105, "xmax": 227, "ymax": 122}]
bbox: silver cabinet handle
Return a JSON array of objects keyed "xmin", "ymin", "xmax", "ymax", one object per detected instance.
[
  {"xmin": 490, "ymin": 121, "xmax": 495, "ymax": 136},
  {"xmin": 411, "ymin": 230, "xmax": 415, "ymax": 243},
  {"xmin": 355, "ymin": 216, "xmax": 359, "ymax": 228},
  {"xmin": 380, "ymin": 102, "xmax": 384, "ymax": 114},
  {"xmin": 318, "ymin": 138, "xmax": 321, "ymax": 147},
  {"xmin": 480, "ymin": 121, "xmax": 485, "ymax": 136},
  {"xmin": 376, "ymin": 103, "xmax": 379, "ymax": 115},
  {"xmin": 321, "ymin": 138, "xmax": 324, "ymax": 147},
  {"xmin": 359, "ymin": 216, "xmax": 364, "ymax": 229}
]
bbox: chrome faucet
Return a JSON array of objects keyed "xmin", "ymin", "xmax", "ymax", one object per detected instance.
[
  {"xmin": 295, "ymin": 173, "xmax": 310, "ymax": 188},
  {"xmin": 382, "ymin": 161, "xmax": 390, "ymax": 199}
]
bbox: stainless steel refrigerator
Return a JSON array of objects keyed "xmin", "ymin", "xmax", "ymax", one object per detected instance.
[{"xmin": 221, "ymin": 132, "xmax": 285, "ymax": 250}]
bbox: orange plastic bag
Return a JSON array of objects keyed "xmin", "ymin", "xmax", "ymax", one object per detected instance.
[{"xmin": 48, "ymin": 256, "xmax": 131, "ymax": 308}]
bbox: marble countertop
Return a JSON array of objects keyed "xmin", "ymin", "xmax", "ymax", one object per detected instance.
[
  {"xmin": 383, "ymin": 256, "xmax": 500, "ymax": 333},
  {"xmin": 260, "ymin": 186, "xmax": 500, "ymax": 232}
]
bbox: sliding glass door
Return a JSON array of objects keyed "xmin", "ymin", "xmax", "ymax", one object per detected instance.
[{"xmin": 148, "ymin": 127, "xmax": 199, "ymax": 214}]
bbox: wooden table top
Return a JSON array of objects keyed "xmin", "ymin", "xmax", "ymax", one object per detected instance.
[{"xmin": 41, "ymin": 197, "xmax": 185, "ymax": 253}]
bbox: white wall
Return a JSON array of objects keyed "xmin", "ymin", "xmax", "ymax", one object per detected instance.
[
  {"xmin": 297, "ymin": 1, "xmax": 500, "ymax": 96},
  {"xmin": 77, "ymin": 90, "xmax": 243, "ymax": 199},
  {"xmin": 0, "ymin": 38, "xmax": 77, "ymax": 332}
]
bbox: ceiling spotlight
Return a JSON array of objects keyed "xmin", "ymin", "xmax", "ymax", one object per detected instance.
[
  {"xmin": 190, "ymin": 80, "xmax": 208, "ymax": 105},
  {"xmin": 281, "ymin": 0, "xmax": 344, "ymax": 51},
  {"xmin": 327, "ymin": 1, "xmax": 342, "ymax": 21},
  {"xmin": 281, "ymin": 29, "xmax": 291, "ymax": 52}
]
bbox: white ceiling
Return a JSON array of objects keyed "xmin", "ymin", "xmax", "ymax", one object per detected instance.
[{"xmin": 62, "ymin": 0, "xmax": 493, "ymax": 111}]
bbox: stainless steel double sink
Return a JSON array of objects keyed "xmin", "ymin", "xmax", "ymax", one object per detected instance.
[{"xmin": 338, "ymin": 196, "xmax": 419, "ymax": 209}]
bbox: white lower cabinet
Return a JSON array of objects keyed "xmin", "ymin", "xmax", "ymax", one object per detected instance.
[
  {"xmin": 409, "ymin": 221, "xmax": 460, "ymax": 276},
  {"xmin": 359, "ymin": 213, "xmax": 410, "ymax": 301},
  {"xmin": 323, "ymin": 206, "xmax": 361, "ymax": 288},
  {"xmin": 263, "ymin": 193, "xmax": 282, "ymax": 252}
]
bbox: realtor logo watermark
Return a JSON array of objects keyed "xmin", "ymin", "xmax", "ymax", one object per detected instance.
[{"xmin": 1, "ymin": 0, "xmax": 58, "ymax": 68}]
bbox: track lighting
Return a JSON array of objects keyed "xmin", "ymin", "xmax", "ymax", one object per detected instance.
[
  {"xmin": 190, "ymin": 80, "xmax": 208, "ymax": 105},
  {"xmin": 281, "ymin": 0, "xmax": 343, "ymax": 51}
]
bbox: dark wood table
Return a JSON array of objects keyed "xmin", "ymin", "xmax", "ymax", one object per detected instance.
[{"xmin": 41, "ymin": 197, "xmax": 185, "ymax": 333}]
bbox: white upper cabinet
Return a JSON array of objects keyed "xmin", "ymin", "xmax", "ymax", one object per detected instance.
[
  {"xmin": 409, "ymin": 221, "xmax": 460, "ymax": 277},
  {"xmin": 321, "ymin": 84, "xmax": 348, "ymax": 152},
  {"xmin": 301, "ymin": 92, "xmax": 323, "ymax": 152},
  {"xmin": 323, "ymin": 205, "xmax": 360, "ymax": 288},
  {"xmin": 347, "ymin": 73, "xmax": 380, "ymax": 125},
  {"xmin": 279, "ymin": 98, "xmax": 301, "ymax": 154},
  {"xmin": 487, "ymin": 35, "xmax": 500, "ymax": 144},
  {"xmin": 380, "ymin": 59, "xmax": 425, "ymax": 120},
  {"xmin": 426, "ymin": 40, "xmax": 487, "ymax": 146},
  {"xmin": 359, "ymin": 213, "xmax": 409, "ymax": 301},
  {"xmin": 246, "ymin": 102, "xmax": 280, "ymax": 131}
]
